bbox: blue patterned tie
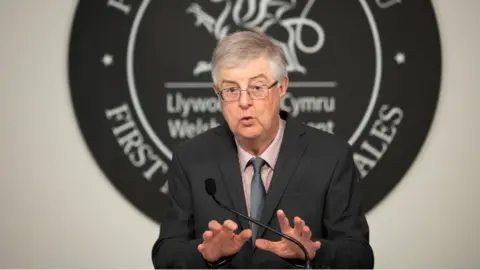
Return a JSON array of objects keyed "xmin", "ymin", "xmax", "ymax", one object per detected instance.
[{"xmin": 250, "ymin": 157, "xmax": 266, "ymax": 246}]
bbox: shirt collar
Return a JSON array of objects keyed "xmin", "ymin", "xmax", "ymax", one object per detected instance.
[{"xmin": 236, "ymin": 117, "xmax": 286, "ymax": 171}]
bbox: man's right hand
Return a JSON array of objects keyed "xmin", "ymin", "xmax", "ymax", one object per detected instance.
[{"xmin": 198, "ymin": 219, "xmax": 252, "ymax": 263}]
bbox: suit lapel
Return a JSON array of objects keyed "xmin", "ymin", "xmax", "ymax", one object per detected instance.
[
  {"xmin": 215, "ymin": 126, "xmax": 250, "ymax": 231},
  {"xmin": 256, "ymin": 116, "xmax": 307, "ymax": 240}
]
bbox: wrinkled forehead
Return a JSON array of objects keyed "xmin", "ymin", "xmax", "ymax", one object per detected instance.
[{"xmin": 217, "ymin": 56, "xmax": 274, "ymax": 86}]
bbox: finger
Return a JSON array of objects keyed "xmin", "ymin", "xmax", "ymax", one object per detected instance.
[
  {"xmin": 277, "ymin": 209, "xmax": 291, "ymax": 232},
  {"xmin": 293, "ymin": 216, "xmax": 305, "ymax": 236},
  {"xmin": 302, "ymin": 225, "xmax": 312, "ymax": 239},
  {"xmin": 197, "ymin": 243, "xmax": 205, "ymax": 253},
  {"xmin": 203, "ymin": 230, "xmax": 213, "ymax": 242},
  {"xmin": 198, "ymin": 244, "xmax": 216, "ymax": 263},
  {"xmin": 208, "ymin": 220, "xmax": 222, "ymax": 234},
  {"xmin": 314, "ymin": 240, "xmax": 321, "ymax": 250},
  {"xmin": 223, "ymin": 219, "xmax": 238, "ymax": 232}
]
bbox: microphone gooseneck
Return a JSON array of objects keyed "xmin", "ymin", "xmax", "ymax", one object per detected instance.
[{"xmin": 204, "ymin": 178, "xmax": 312, "ymax": 269}]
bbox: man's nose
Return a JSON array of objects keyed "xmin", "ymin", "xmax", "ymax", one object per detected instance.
[{"xmin": 238, "ymin": 90, "xmax": 252, "ymax": 108}]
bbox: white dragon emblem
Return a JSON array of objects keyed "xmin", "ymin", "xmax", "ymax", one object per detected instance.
[{"xmin": 186, "ymin": 0, "xmax": 325, "ymax": 76}]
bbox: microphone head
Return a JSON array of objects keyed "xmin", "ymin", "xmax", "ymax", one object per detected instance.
[{"xmin": 205, "ymin": 178, "xmax": 216, "ymax": 196}]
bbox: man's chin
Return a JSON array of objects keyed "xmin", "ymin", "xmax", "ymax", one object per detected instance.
[{"xmin": 235, "ymin": 127, "xmax": 262, "ymax": 140}]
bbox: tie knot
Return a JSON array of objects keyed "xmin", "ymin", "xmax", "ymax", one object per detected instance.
[{"xmin": 249, "ymin": 157, "xmax": 265, "ymax": 174}]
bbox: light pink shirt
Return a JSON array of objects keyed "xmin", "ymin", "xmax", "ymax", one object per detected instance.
[{"xmin": 235, "ymin": 118, "xmax": 286, "ymax": 216}]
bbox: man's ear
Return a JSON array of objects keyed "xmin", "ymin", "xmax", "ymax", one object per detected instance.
[
  {"xmin": 213, "ymin": 85, "xmax": 223, "ymax": 103},
  {"xmin": 213, "ymin": 84, "xmax": 219, "ymax": 95},
  {"xmin": 279, "ymin": 76, "xmax": 289, "ymax": 98}
]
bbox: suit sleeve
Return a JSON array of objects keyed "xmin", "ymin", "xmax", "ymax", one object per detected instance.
[
  {"xmin": 151, "ymin": 150, "xmax": 208, "ymax": 269},
  {"xmin": 313, "ymin": 144, "xmax": 375, "ymax": 269}
]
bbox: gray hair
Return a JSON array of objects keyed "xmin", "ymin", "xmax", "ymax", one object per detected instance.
[{"xmin": 210, "ymin": 31, "xmax": 288, "ymax": 86}]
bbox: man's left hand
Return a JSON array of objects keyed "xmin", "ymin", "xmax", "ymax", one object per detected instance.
[{"xmin": 255, "ymin": 209, "xmax": 321, "ymax": 260}]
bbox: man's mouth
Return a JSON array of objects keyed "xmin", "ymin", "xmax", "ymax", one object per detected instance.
[{"xmin": 240, "ymin": 116, "xmax": 253, "ymax": 121}]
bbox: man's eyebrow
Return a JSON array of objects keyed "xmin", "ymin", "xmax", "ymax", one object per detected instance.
[
  {"xmin": 249, "ymin": 74, "xmax": 268, "ymax": 81},
  {"xmin": 220, "ymin": 74, "xmax": 268, "ymax": 85},
  {"xmin": 220, "ymin": 80, "xmax": 239, "ymax": 85}
]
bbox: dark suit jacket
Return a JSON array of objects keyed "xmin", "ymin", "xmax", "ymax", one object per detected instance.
[{"xmin": 152, "ymin": 111, "xmax": 374, "ymax": 269}]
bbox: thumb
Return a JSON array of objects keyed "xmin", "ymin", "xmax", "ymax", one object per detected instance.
[
  {"xmin": 255, "ymin": 239, "xmax": 276, "ymax": 252},
  {"xmin": 238, "ymin": 229, "xmax": 252, "ymax": 243}
]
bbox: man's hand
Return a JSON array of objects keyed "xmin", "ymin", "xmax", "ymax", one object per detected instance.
[
  {"xmin": 197, "ymin": 219, "xmax": 252, "ymax": 263},
  {"xmin": 255, "ymin": 210, "xmax": 321, "ymax": 260}
]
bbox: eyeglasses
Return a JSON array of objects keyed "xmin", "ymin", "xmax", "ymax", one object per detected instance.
[{"xmin": 217, "ymin": 81, "xmax": 279, "ymax": 101}]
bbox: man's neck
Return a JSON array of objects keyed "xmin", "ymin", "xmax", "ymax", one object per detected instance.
[{"xmin": 236, "ymin": 117, "xmax": 280, "ymax": 156}]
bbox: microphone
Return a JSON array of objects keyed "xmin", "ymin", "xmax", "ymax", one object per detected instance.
[{"xmin": 204, "ymin": 178, "xmax": 312, "ymax": 269}]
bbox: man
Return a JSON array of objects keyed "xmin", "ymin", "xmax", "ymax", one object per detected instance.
[{"xmin": 151, "ymin": 31, "xmax": 374, "ymax": 269}]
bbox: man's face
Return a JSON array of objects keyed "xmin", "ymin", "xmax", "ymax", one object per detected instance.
[{"xmin": 214, "ymin": 56, "xmax": 288, "ymax": 141}]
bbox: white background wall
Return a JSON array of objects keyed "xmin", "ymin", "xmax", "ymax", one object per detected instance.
[{"xmin": 0, "ymin": 0, "xmax": 479, "ymax": 268}]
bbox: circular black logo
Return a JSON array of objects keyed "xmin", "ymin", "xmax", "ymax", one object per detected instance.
[{"xmin": 68, "ymin": 0, "xmax": 442, "ymax": 224}]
